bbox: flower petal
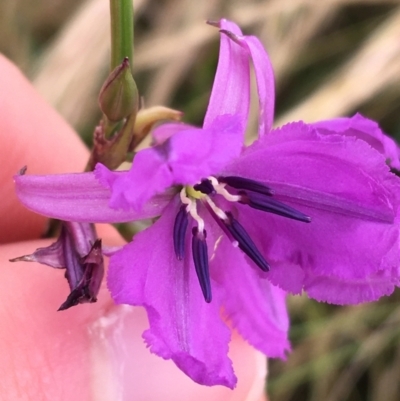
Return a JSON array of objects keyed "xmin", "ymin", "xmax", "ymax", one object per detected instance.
[
  {"xmin": 241, "ymin": 34, "xmax": 275, "ymax": 136},
  {"xmin": 151, "ymin": 122, "xmax": 194, "ymax": 145},
  {"xmin": 312, "ymin": 113, "xmax": 400, "ymax": 170},
  {"xmin": 238, "ymin": 204, "xmax": 399, "ymax": 303},
  {"xmin": 211, "ymin": 237, "xmax": 290, "ymax": 358},
  {"xmin": 227, "ymin": 122, "xmax": 400, "ymax": 222},
  {"xmin": 107, "ymin": 197, "xmax": 236, "ymax": 387},
  {"xmin": 304, "ymin": 270, "xmax": 398, "ymax": 305},
  {"xmin": 205, "ymin": 19, "xmax": 275, "ymax": 136},
  {"xmin": 204, "ymin": 20, "xmax": 250, "ymax": 130},
  {"xmin": 168, "ymin": 115, "xmax": 243, "ymax": 184},
  {"xmin": 95, "ymin": 154, "xmax": 174, "ymax": 212},
  {"xmin": 223, "ymin": 122, "xmax": 400, "ymax": 303},
  {"xmin": 101, "ymin": 115, "xmax": 244, "ymax": 211},
  {"xmin": 15, "ymin": 171, "xmax": 170, "ymax": 222}
]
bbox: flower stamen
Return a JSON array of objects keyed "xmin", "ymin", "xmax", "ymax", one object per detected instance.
[
  {"xmin": 180, "ymin": 187, "xmax": 205, "ymax": 232},
  {"xmin": 219, "ymin": 176, "xmax": 274, "ymax": 196},
  {"xmin": 203, "ymin": 197, "xmax": 239, "ymax": 248},
  {"xmin": 208, "ymin": 176, "xmax": 241, "ymax": 202},
  {"xmin": 177, "ymin": 176, "xmax": 309, "ymax": 302},
  {"xmin": 223, "ymin": 212, "xmax": 270, "ymax": 272},
  {"xmin": 205, "ymin": 196, "xmax": 228, "ymax": 221},
  {"xmin": 173, "ymin": 205, "xmax": 189, "ymax": 260},
  {"xmin": 193, "ymin": 179, "xmax": 215, "ymax": 195},
  {"xmin": 192, "ymin": 227, "xmax": 212, "ymax": 302},
  {"xmin": 240, "ymin": 191, "xmax": 311, "ymax": 223}
]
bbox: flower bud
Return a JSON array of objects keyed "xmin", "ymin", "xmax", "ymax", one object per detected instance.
[{"xmin": 99, "ymin": 57, "xmax": 139, "ymax": 122}]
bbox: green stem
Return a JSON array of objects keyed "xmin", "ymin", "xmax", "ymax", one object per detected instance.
[{"xmin": 110, "ymin": 0, "xmax": 134, "ymax": 71}]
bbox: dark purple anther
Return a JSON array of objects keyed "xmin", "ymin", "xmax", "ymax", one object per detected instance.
[
  {"xmin": 173, "ymin": 205, "xmax": 189, "ymax": 260},
  {"xmin": 219, "ymin": 176, "xmax": 274, "ymax": 196},
  {"xmin": 194, "ymin": 178, "xmax": 215, "ymax": 195},
  {"xmin": 192, "ymin": 227, "xmax": 212, "ymax": 303},
  {"xmin": 241, "ymin": 192, "xmax": 311, "ymax": 223},
  {"xmin": 224, "ymin": 212, "xmax": 270, "ymax": 272}
]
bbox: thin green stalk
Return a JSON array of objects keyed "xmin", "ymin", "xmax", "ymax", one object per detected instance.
[
  {"xmin": 110, "ymin": 0, "xmax": 134, "ymax": 71},
  {"xmin": 101, "ymin": 0, "xmax": 135, "ymax": 140}
]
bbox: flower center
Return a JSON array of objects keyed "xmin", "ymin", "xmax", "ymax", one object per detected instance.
[
  {"xmin": 185, "ymin": 185, "xmax": 205, "ymax": 200},
  {"xmin": 173, "ymin": 176, "xmax": 311, "ymax": 303}
]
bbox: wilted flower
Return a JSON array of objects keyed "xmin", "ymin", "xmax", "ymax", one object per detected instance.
[
  {"xmin": 11, "ymin": 220, "xmax": 104, "ymax": 311},
  {"xmin": 14, "ymin": 19, "xmax": 400, "ymax": 387}
]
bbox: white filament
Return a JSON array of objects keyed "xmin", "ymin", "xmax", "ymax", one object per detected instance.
[
  {"xmin": 205, "ymin": 196, "xmax": 228, "ymax": 221},
  {"xmin": 208, "ymin": 176, "xmax": 241, "ymax": 202},
  {"xmin": 180, "ymin": 187, "xmax": 205, "ymax": 233}
]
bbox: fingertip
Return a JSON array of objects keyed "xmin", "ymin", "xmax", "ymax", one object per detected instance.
[
  {"xmin": 88, "ymin": 307, "xmax": 267, "ymax": 401},
  {"xmin": 0, "ymin": 55, "xmax": 89, "ymax": 243},
  {"xmin": 0, "ymin": 239, "xmax": 106, "ymax": 400}
]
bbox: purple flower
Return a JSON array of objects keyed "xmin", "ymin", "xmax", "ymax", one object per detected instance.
[{"xmin": 14, "ymin": 19, "xmax": 400, "ymax": 387}]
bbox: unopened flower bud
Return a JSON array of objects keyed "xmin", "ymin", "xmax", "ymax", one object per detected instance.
[{"xmin": 99, "ymin": 57, "xmax": 139, "ymax": 122}]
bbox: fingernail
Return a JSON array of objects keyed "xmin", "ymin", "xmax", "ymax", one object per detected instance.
[{"xmin": 89, "ymin": 305, "xmax": 268, "ymax": 401}]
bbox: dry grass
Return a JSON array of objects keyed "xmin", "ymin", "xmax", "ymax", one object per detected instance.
[
  {"xmin": 2, "ymin": 1, "xmax": 400, "ymax": 400},
  {"xmin": 277, "ymin": 5, "xmax": 400, "ymax": 125}
]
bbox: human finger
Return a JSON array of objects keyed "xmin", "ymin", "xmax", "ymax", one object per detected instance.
[{"xmin": 0, "ymin": 55, "xmax": 88, "ymax": 243}]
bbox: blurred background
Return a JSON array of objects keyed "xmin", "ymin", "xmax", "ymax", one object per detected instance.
[{"xmin": 1, "ymin": 0, "xmax": 400, "ymax": 400}]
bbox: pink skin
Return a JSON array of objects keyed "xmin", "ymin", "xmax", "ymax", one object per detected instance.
[{"xmin": 0, "ymin": 55, "xmax": 267, "ymax": 400}]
